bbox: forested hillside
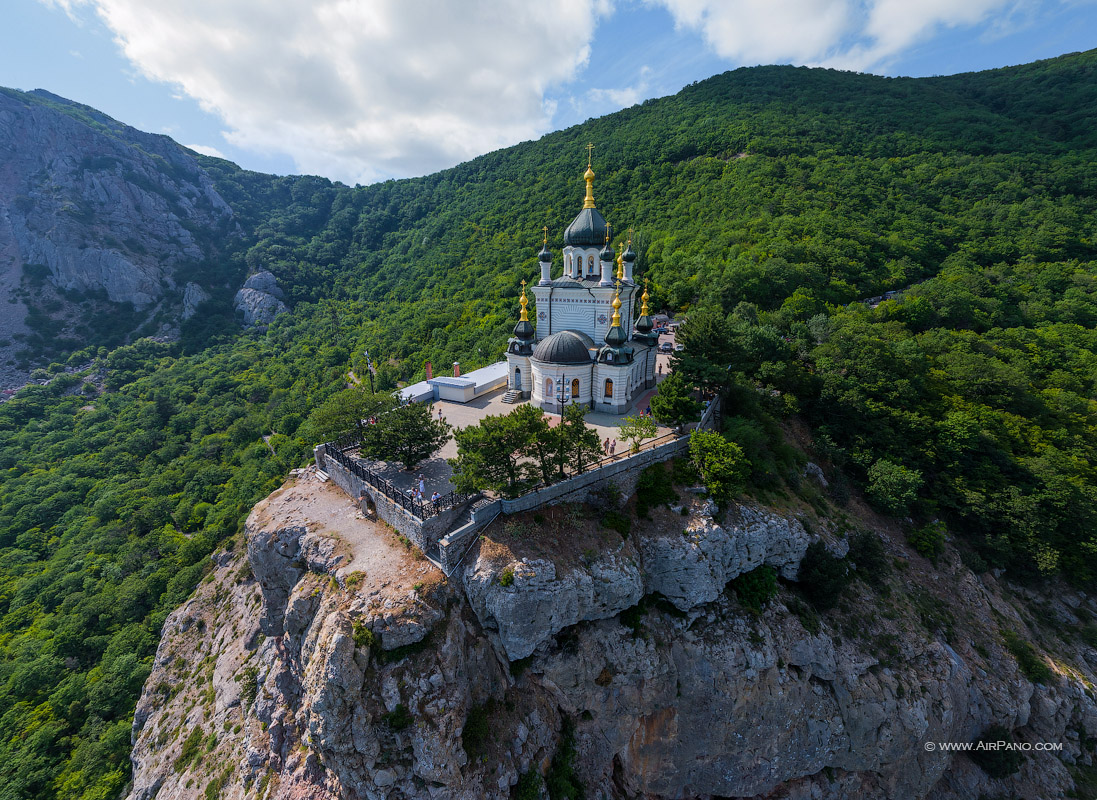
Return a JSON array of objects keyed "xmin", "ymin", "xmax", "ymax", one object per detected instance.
[{"xmin": 1, "ymin": 49, "xmax": 1096, "ymax": 798}]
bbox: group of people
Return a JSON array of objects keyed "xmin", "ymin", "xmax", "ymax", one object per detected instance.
[
  {"xmin": 408, "ymin": 473, "xmax": 442, "ymax": 505},
  {"xmin": 602, "ymin": 438, "xmax": 617, "ymax": 457}
]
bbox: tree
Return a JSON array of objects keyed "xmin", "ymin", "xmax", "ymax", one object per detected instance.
[
  {"xmin": 449, "ymin": 410, "xmax": 536, "ymax": 495},
  {"xmin": 361, "ymin": 402, "xmax": 450, "ymax": 470},
  {"xmin": 300, "ymin": 386, "xmax": 397, "ymax": 443},
  {"xmin": 618, "ymin": 415, "xmax": 657, "ymax": 454},
  {"xmin": 514, "ymin": 404, "xmax": 562, "ymax": 484},
  {"xmin": 649, "ymin": 372, "xmax": 702, "ymax": 426},
  {"xmin": 688, "ymin": 430, "xmax": 748, "ymax": 503},
  {"xmin": 557, "ymin": 403, "xmax": 603, "ymax": 474},
  {"xmin": 866, "ymin": 458, "xmax": 923, "ymax": 516}
]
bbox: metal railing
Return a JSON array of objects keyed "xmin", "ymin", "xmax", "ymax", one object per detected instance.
[{"xmin": 324, "ymin": 438, "xmax": 473, "ymax": 520}]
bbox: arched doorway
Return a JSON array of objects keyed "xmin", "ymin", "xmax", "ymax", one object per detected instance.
[
  {"xmin": 604, "ymin": 378, "xmax": 613, "ymax": 399},
  {"xmin": 571, "ymin": 378, "xmax": 580, "ymax": 400},
  {"xmin": 513, "ymin": 366, "xmax": 522, "ymax": 390}
]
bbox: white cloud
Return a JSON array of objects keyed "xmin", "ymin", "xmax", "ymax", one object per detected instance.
[
  {"xmin": 650, "ymin": 0, "xmax": 1033, "ymax": 71},
  {"xmin": 47, "ymin": 0, "xmax": 611, "ymax": 183},
  {"xmin": 184, "ymin": 143, "xmax": 226, "ymax": 158},
  {"xmin": 588, "ymin": 65, "xmax": 653, "ymax": 107}
]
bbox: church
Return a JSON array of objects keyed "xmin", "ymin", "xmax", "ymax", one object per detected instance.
[{"xmin": 505, "ymin": 153, "xmax": 658, "ymax": 415}]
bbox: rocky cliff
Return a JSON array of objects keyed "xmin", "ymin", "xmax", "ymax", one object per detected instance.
[
  {"xmin": 0, "ymin": 87, "xmax": 237, "ymax": 385},
  {"xmin": 126, "ymin": 471, "xmax": 1097, "ymax": 800}
]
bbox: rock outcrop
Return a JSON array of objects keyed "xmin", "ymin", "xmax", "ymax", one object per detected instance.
[
  {"xmin": 234, "ymin": 270, "xmax": 287, "ymax": 326},
  {"xmin": 464, "ymin": 500, "xmax": 809, "ymax": 659},
  {"xmin": 182, "ymin": 282, "xmax": 211, "ymax": 319},
  {"xmin": 0, "ymin": 88, "xmax": 233, "ymax": 306},
  {"xmin": 127, "ymin": 474, "xmax": 1097, "ymax": 800}
]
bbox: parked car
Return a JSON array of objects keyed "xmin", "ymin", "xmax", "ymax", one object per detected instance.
[
  {"xmin": 653, "ymin": 326, "xmax": 669, "ymax": 335},
  {"xmin": 658, "ymin": 342, "xmax": 673, "ymax": 353},
  {"xmin": 674, "ymin": 343, "xmax": 685, "ymax": 352}
]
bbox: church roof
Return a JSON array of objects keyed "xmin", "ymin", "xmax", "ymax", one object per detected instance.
[
  {"xmin": 563, "ymin": 207, "xmax": 609, "ymax": 247},
  {"xmin": 549, "ymin": 275, "xmax": 586, "ymax": 288},
  {"xmin": 532, "ymin": 330, "xmax": 595, "ymax": 364}
]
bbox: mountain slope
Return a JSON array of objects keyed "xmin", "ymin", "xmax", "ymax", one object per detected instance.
[{"xmin": 0, "ymin": 88, "xmax": 239, "ymax": 384}]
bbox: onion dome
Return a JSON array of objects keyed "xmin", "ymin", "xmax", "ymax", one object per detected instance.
[
  {"xmin": 622, "ymin": 241, "xmax": 636, "ymax": 264},
  {"xmin": 599, "ymin": 228, "xmax": 615, "ymax": 263},
  {"xmin": 634, "ymin": 280, "xmax": 653, "ymax": 333},
  {"xmin": 563, "ymin": 147, "xmax": 608, "ymax": 246},
  {"xmin": 513, "ymin": 280, "xmax": 534, "ymax": 341},
  {"xmin": 532, "ymin": 330, "xmax": 596, "ymax": 364},
  {"xmin": 538, "ymin": 225, "xmax": 552, "ymax": 263},
  {"xmin": 604, "ymin": 284, "xmax": 627, "ymax": 346}
]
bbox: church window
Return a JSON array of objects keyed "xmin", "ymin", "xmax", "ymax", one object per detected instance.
[
  {"xmin": 604, "ymin": 378, "xmax": 613, "ymax": 399},
  {"xmin": 571, "ymin": 378, "xmax": 579, "ymax": 398},
  {"xmin": 588, "ymin": 255, "xmax": 595, "ymax": 272},
  {"xmin": 545, "ymin": 377, "xmax": 554, "ymax": 399}
]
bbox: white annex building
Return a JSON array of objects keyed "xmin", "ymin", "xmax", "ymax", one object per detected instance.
[{"xmin": 505, "ymin": 155, "xmax": 658, "ymax": 414}]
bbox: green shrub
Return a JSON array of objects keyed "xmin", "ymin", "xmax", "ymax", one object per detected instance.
[
  {"xmin": 174, "ymin": 727, "xmax": 205, "ymax": 773},
  {"xmin": 602, "ymin": 510, "xmax": 632, "ymax": 538},
  {"xmin": 908, "ymin": 521, "xmax": 946, "ymax": 563},
  {"xmin": 798, "ymin": 542, "xmax": 851, "ymax": 611},
  {"xmin": 237, "ymin": 666, "xmax": 259, "ymax": 705},
  {"xmin": 689, "ymin": 430, "xmax": 748, "ymax": 503},
  {"xmin": 352, "ymin": 620, "xmax": 377, "ymax": 649},
  {"xmin": 382, "ymin": 703, "xmax": 413, "ymax": 730},
  {"xmin": 1002, "ymin": 630, "xmax": 1052, "ymax": 683},
  {"xmin": 513, "ymin": 769, "xmax": 543, "ymax": 800},
  {"xmin": 866, "ymin": 459, "xmax": 923, "ymax": 516},
  {"xmin": 462, "ymin": 701, "xmax": 494, "ymax": 759},
  {"xmin": 546, "ymin": 718, "xmax": 584, "ymax": 800},
  {"xmin": 848, "ymin": 531, "xmax": 890, "ymax": 588},
  {"xmin": 730, "ymin": 565, "xmax": 778, "ymax": 612},
  {"xmin": 499, "ymin": 567, "xmax": 515, "ymax": 587},
  {"xmin": 636, "ymin": 462, "xmax": 677, "ymax": 517},
  {"xmin": 968, "ymin": 724, "xmax": 1024, "ymax": 778}
]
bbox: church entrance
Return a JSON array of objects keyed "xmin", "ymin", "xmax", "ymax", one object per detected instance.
[{"xmin": 513, "ymin": 366, "xmax": 521, "ymax": 389}]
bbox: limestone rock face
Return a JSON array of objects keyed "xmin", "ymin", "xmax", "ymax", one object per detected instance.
[
  {"xmin": 463, "ymin": 501, "xmax": 808, "ymax": 659},
  {"xmin": 464, "ymin": 547, "xmax": 645, "ymax": 660},
  {"xmin": 234, "ymin": 271, "xmax": 287, "ymax": 326},
  {"xmin": 182, "ymin": 282, "xmax": 210, "ymax": 319},
  {"xmin": 128, "ymin": 476, "xmax": 1097, "ymax": 800},
  {"xmin": 0, "ymin": 89, "xmax": 233, "ymax": 307}
]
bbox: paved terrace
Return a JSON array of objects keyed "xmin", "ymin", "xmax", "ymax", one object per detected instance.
[{"xmin": 360, "ymin": 343, "xmax": 678, "ymax": 502}]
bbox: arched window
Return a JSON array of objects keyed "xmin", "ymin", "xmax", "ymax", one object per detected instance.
[
  {"xmin": 571, "ymin": 378, "xmax": 580, "ymax": 399},
  {"xmin": 514, "ymin": 366, "xmax": 521, "ymax": 389},
  {"xmin": 604, "ymin": 378, "xmax": 613, "ymax": 399},
  {"xmin": 588, "ymin": 255, "xmax": 595, "ymax": 273},
  {"xmin": 545, "ymin": 377, "xmax": 554, "ymax": 399}
]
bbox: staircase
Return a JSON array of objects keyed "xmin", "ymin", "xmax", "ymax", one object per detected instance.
[{"xmin": 501, "ymin": 389, "xmax": 523, "ymax": 404}]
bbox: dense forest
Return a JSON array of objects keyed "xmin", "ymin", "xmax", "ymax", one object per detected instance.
[{"xmin": 1, "ymin": 49, "xmax": 1096, "ymax": 798}]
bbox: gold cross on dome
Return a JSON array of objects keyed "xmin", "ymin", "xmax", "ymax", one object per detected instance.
[
  {"xmin": 542, "ymin": 225, "xmax": 548, "ymax": 246},
  {"xmin": 586, "ymin": 142, "xmax": 594, "ymax": 165}
]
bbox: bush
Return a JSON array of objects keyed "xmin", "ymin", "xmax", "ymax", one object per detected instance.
[
  {"xmin": 689, "ymin": 430, "xmax": 748, "ymax": 503},
  {"xmin": 908, "ymin": 521, "xmax": 946, "ymax": 563},
  {"xmin": 602, "ymin": 510, "xmax": 631, "ymax": 538},
  {"xmin": 865, "ymin": 459, "xmax": 923, "ymax": 516},
  {"xmin": 635, "ymin": 462, "xmax": 677, "ymax": 517},
  {"xmin": 382, "ymin": 703, "xmax": 413, "ymax": 730},
  {"xmin": 462, "ymin": 701, "xmax": 494, "ymax": 759},
  {"xmin": 513, "ymin": 770, "xmax": 543, "ymax": 800},
  {"xmin": 968, "ymin": 724, "xmax": 1024, "ymax": 778},
  {"xmin": 499, "ymin": 567, "xmax": 515, "ymax": 587},
  {"xmin": 1002, "ymin": 630, "xmax": 1052, "ymax": 683},
  {"xmin": 546, "ymin": 718, "xmax": 583, "ymax": 800},
  {"xmin": 352, "ymin": 620, "xmax": 377, "ymax": 649},
  {"xmin": 798, "ymin": 542, "xmax": 851, "ymax": 611},
  {"xmin": 730, "ymin": 565, "xmax": 778, "ymax": 612},
  {"xmin": 848, "ymin": 531, "xmax": 890, "ymax": 588}
]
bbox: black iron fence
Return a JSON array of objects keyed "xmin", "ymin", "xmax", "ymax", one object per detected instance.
[{"xmin": 323, "ymin": 439, "xmax": 472, "ymax": 520}]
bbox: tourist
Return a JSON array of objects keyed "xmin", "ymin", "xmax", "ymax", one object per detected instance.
[
  {"xmin": 610, "ymin": 439, "xmax": 616, "ymax": 456},
  {"xmin": 418, "ymin": 475, "xmax": 426, "ymax": 495},
  {"xmin": 431, "ymin": 491, "xmax": 441, "ymax": 503},
  {"xmin": 603, "ymin": 437, "xmax": 610, "ymax": 455}
]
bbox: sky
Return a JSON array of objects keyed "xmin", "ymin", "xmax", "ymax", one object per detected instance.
[{"xmin": 2, "ymin": 0, "xmax": 1095, "ymax": 185}]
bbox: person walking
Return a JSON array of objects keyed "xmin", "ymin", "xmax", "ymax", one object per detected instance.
[
  {"xmin": 603, "ymin": 437, "xmax": 610, "ymax": 455},
  {"xmin": 610, "ymin": 439, "xmax": 617, "ymax": 456},
  {"xmin": 418, "ymin": 475, "xmax": 426, "ymax": 496}
]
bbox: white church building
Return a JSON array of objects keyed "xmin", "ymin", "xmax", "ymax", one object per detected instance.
[{"xmin": 505, "ymin": 155, "xmax": 659, "ymax": 415}]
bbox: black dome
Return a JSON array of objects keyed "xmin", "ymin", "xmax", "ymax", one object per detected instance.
[
  {"xmin": 539, "ymin": 243, "xmax": 552, "ymax": 263},
  {"xmin": 532, "ymin": 330, "xmax": 595, "ymax": 364},
  {"xmin": 622, "ymin": 243, "xmax": 636, "ymax": 263},
  {"xmin": 513, "ymin": 319, "xmax": 534, "ymax": 340},
  {"xmin": 600, "ymin": 241, "xmax": 616, "ymax": 262},
  {"xmin": 563, "ymin": 207, "xmax": 608, "ymax": 247}
]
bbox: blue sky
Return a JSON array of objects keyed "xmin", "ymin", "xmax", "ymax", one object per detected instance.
[{"xmin": 3, "ymin": 0, "xmax": 1096, "ymax": 184}]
